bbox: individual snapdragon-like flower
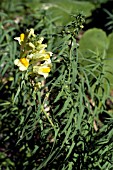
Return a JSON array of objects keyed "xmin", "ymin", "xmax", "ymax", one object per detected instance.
[
  {"xmin": 14, "ymin": 28, "xmax": 35, "ymax": 45},
  {"xmin": 27, "ymin": 50, "xmax": 53, "ymax": 62},
  {"xmin": 14, "ymin": 33, "xmax": 25, "ymax": 45},
  {"xmin": 28, "ymin": 28, "xmax": 36, "ymax": 38},
  {"xmin": 33, "ymin": 59, "xmax": 52, "ymax": 78},
  {"xmin": 14, "ymin": 58, "xmax": 29, "ymax": 71},
  {"xmin": 80, "ymin": 25, "xmax": 84, "ymax": 28},
  {"xmin": 37, "ymin": 37, "xmax": 44, "ymax": 44},
  {"xmin": 36, "ymin": 43, "xmax": 47, "ymax": 51},
  {"xmin": 28, "ymin": 42, "xmax": 35, "ymax": 49}
]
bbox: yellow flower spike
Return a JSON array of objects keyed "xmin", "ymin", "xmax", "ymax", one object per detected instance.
[
  {"xmin": 14, "ymin": 58, "xmax": 29, "ymax": 71},
  {"xmin": 14, "ymin": 29, "xmax": 53, "ymax": 77}
]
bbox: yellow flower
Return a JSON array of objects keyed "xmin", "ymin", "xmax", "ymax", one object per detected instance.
[
  {"xmin": 80, "ymin": 25, "xmax": 84, "ymax": 28},
  {"xmin": 14, "ymin": 29, "xmax": 53, "ymax": 78},
  {"xmin": 14, "ymin": 58, "xmax": 29, "ymax": 71},
  {"xmin": 36, "ymin": 44, "xmax": 47, "ymax": 51},
  {"xmin": 33, "ymin": 59, "xmax": 51, "ymax": 78},
  {"xmin": 14, "ymin": 33, "xmax": 25, "ymax": 44},
  {"xmin": 28, "ymin": 42, "xmax": 35, "ymax": 49},
  {"xmin": 33, "ymin": 66, "xmax": 50, "ymax": 78},
  {"xmin": 27, "ymin": 50, "xmax": 52, "ymax": 61},
  {"xmin": 37, "ymin": 37, "xmax": 44, "ymax": 44},
  {"xmin": 39, "ymin": 50, "xmax": 53, "ymax": 57},
  {"xmin": 20, "ymin": 33, "xmax": 25, "ymax": 41},
  {"xmin": 28, "ymin": 28, "xmax": 36, "ymax": 38}
]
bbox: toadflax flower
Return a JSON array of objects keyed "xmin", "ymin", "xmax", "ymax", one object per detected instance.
[
  {"xmin": 14, "ymin": 58, "xmax": 29, "ymax": 71},
  {"xmin": 14, "ymin": 33, "xmax": 25, "ymax": 45},
  {"xmin": 33, "ymin": 59, "xmax": 52, "ymax": 78},
  {"xmin": 14, "ymin": 28, "xmax": 53, "ymax": 78},
  {"xmin": 27, "ymin": 50, "xmax": 53, "ymax": 62},
  {"xmin": 28, "ymin": 28, "xmax": 36, "ymax": 38}
]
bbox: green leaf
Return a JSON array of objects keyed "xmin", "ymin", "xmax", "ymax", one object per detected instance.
[
  {"xmin": 78, "ymin": 28, "xmax": 113, "ymax": 91},
  {"xmin": 41, "ymin": 0, "xmax": 95, "ymax": 25},
  {"xmin": 78, "ymin": 28, "xmax": 108, "ymax": 59},
  {"xmin": 58, "ymin": 97, "xmax": 71, "ymax": 116},
  {"xmin": 104, "ymin": 33, "xmax": 113, "ymax": 89}
]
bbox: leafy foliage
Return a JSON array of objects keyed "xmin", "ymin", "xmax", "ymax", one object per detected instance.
[
  {"xmin": 78, "ymin": 28, "xmax": 113, "ymax": 90},
  {"xmin": 40, "ymin": 0, "xmax": 95, "ymax": 25},
  {"xmin": 0, "ymin": 0, "xmax": 113, "ymax": 169}
]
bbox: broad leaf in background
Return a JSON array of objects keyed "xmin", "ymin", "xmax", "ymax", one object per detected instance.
[
  {"xmin": 78, "ymin": 28, "xmax": 113, "ymax": 90},
  {"xmin": 41, "ymin": 0, "xmax": 95, "ymax": 25},
  {"xmin": 78, "ymin": 28, "xmax": 108, "ymax": 59},
  {"xmin": 104, "ymin": 33, "xmax": 113, "ymax": 89}
]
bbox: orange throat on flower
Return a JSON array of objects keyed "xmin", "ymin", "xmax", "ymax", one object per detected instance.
[{"xmin": 20, "ymin": 58, "xmax": 29, "ymax": 68}]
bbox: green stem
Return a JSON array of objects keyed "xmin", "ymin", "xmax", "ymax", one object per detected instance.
[{"xmin": 41, "ymin": 105, "xmax": 54, "ymax": 128}]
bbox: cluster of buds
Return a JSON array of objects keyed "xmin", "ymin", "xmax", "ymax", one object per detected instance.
[{"xmin": 14, "ymin": 29, "xmax": 52, "ymax": 78}]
